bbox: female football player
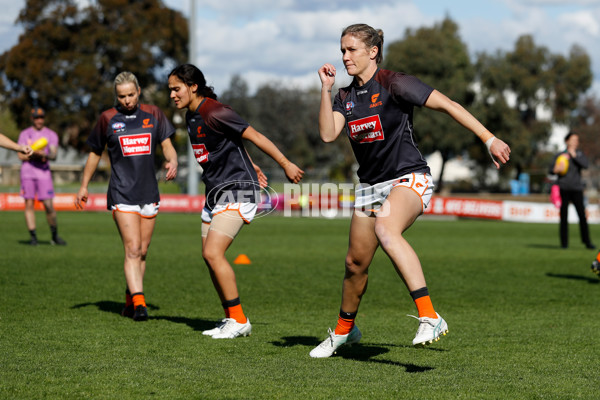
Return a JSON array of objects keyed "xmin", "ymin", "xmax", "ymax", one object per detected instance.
[
  {"xmin": 75, "ymin": 71, "xmax": 178, "ymax": 321},
  {"xmin": 310, "ymin": 23, "xmax": 511, "ymax": 357},
  {"xmin": 168, "ymin": 64, "xmax": 303, "ymax": 339}
]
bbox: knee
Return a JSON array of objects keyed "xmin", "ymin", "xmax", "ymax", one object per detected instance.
[
  {"xmin": 374, "ymin": 222, "xmax": 401, "ymax": 249},
  {"xmin": 344, "ymin": 254, "xmax": 369, "ymax": 277},
  {"xmin": 125, "ymin": 243, "xmax": 142, "ymax": 260},
  {"xmin": 202, "ymin": 246, "xmax": 224, "ymax": 266}
]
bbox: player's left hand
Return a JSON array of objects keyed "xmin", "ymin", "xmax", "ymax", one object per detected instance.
[
  {"xmin": 164, "ymin": 160, "xmax": 178, "ymax": 181},
  {"xmin": 489, "ymin": 138, "xmax": 511, "ymax": 169}
]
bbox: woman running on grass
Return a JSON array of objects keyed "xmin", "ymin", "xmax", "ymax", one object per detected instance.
[
  {"xmin": 310, "ymin": 23, "xmax": 511, "ymax": 358},
  {"xmin": 168, "ymin": 64, "xmax": 304, "ymax": 339},
  {"xmin": 75, "ymin": 71, "xmax": 178, "ymax": 322}
]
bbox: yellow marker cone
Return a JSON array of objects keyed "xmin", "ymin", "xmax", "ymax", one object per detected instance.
[{"xmin": 234, "ymin": 254, "xmax": 251, "ymax": 265}]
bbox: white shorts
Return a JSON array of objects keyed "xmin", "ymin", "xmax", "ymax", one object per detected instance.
[
  {"xmin": 355, "ymin": 173, "xmax": 434, "ymax": 212},
  {"xmin": 111, "ymin": 202, "xmax": 160, "ymax": 218},
  {"xmin": 201, "ymin": 202, "xmax": 257, "ymax": 224}
]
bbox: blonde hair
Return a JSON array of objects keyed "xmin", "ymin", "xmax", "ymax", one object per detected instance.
[
  {"xmin": 113, "ymin": 71, "xmax": 140, "ymax": 97},
  {"xmin": 341, "ymin": 24, "xmax": 384, "ymax": 64}
]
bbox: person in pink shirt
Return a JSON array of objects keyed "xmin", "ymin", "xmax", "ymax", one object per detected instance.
[{"xmin": 17, "ymin": 107, "xmax": 66, "ymax": 246}]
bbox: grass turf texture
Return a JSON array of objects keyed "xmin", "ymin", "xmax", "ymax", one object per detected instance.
[{"xmin": 1, "ymin": 211, "xmax": 599, "ymax": 399}]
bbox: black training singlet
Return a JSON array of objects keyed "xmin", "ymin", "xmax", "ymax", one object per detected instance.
[
  {"xmin": 185, "ymin": 98, "xmax": 259, "ymax": 209},
  {"xmin": 88, "ymin": 104, "xmax": 175, "ymax": 208},
  {"xmin": 333, "ymin": 68, "xmax": 433, "ymax": 184}
]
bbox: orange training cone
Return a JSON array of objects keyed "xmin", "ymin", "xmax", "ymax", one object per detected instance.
[{"xmin": 234, "ymin": 254, "xmax": 251, "ymax": 265}]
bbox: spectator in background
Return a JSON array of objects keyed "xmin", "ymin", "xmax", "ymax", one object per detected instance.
[
  {"xmin": 0, "ymin": 133, "xmax": 32, "ymax": 155},
  {"xmin": 17, "ymin": 108, "xmax": 66, "ymax": 246},
  {"xmin": 549, "ymin": 132, "xmax": 594, "ymax": 250}
]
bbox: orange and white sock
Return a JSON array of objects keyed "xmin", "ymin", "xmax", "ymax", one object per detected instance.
[{"xmin": 410, "ymin": 287, "xmax": 437, "ymax": 319}]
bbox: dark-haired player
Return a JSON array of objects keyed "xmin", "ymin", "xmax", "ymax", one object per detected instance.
[
  {"xmin": 310, "ymin": 23, "xmax": 511, "ymax": 358},
  {"xmin": 75, "ymin": 71, "xmax": 178, "ymax": 321},
  {"xmin": 168, "ymin": 64, "xmax": 303, "ymax": 339}
]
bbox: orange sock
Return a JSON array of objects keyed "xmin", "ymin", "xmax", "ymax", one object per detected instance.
[
  {"xmin": 596, "ymin": 252, "xmax": 600, "ymax": 262},
  {"xmin": 227, "ymin": 304, "xmax": 247, "ymax": 324},
  {"xmin": 334, "ymin": 317, "xmax": 355, "ymax": 335},
  {"xmin": 132, "ymin": 292, "xmax": 146, "ymax": 308},
  {"xmin": 414, "ymin": 295, "xmax": 437, "ymax": 319}
]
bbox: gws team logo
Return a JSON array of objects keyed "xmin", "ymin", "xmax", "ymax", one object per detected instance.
[
  {"xmin": 192, "ymin": 143, "xmax": 209, "ymax": 164},
  {"xmin": 369, "ymin": 93, "xmax": 383, "ymax": 108},
  {"xmin": 348, "ymin": 115, "xmax": 384, "ymax": 143},
  {"xmin": 142, "ymin": 118, "xmax": 154, "ymax": 128},
  {"xmin": 119, "ymin": 133, "xmax": 152, "ymax": 156},
  {"xmin": 112, "ymin": 122, "xmax": 126, "ymax": 133}
]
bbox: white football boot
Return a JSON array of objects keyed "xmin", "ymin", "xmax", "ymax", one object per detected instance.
[
  {"xmin": 202, "ymin": 319, "xmax": 227, "ymax": 336},
  {"xmin": 411, "ymin": 312, "xmax": 448, "ymax": 347},
  {"xmin": 211, "ymin": 318, "xmax": 252, "ymax": 339},
  {"xmin": 309, "ymin": 325, "xmax": 362, "ymax": 358}
]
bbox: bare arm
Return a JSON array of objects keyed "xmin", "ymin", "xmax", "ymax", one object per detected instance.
[
  {"xmin": 241, "ymin": 126, "xmax": 304, "ymax": 183},
  {"xmin": 160, "ymin": 138, "xmax": 178, "ymax": 181},
  {"xmin": 0, "ymin": 133, "xmax": 31, "ymax": 155},
  {"xmin": 75, "ymin": 152, "xmax": 102, "ymax": 209},
  {"xmin": 318, "ymin": 63, "xmax": 346, "ymax": 143},
  {"xmin": 424, "ymin": 89, "xmax": 511, "ymax": 168}
]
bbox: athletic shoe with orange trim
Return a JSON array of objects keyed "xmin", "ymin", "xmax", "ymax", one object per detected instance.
[
  {"xmin": 309, "ymin": 325, "xmax": 362, "ymax": 358},
  {"xmin": 410, "ymin": 312, "xmax": 448, "ymax": 347}
]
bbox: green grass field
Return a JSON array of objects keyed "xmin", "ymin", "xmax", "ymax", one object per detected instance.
[{"xmin": 1, "ymin": 211, "xmax": 599, "ymax": 399}]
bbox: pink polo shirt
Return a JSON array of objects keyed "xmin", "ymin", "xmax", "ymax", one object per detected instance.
[{"xmin": 18, "ymin": 126, "xmax": 59, "ymax": 180}]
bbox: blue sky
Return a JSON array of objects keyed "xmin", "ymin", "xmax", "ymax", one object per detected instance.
[{"xmin": 1, "ymin": 0, "xmax": 599, "ymax": 97}]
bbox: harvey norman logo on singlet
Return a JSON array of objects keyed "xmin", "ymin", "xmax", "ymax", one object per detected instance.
[
  {"xmin": 348, "ymin": 115, "xmax": 384, "ymax": 143},
  {"xmin": 192, "ymin": 144, "xmax": 209, "ymax": 164},
  {"xmin": 119, "ymin": 133, "xmax": 152, "ymax": 156}
]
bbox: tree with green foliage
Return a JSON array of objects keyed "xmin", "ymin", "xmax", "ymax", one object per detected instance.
[
  {"xmin": 384, "ymin": 17, "xmax": 476, "ymax": 192},
  {"xmin": 572, "ymin": 96, "xmax": 600, "ymax": 189},
  {"xmin": 220, "ymin": 76, "xmax": 355, "ymax": 181},
  {"xmin": 475, "ymin": 36, "xmax": 592, "ymax": 185},
  {"xmin": 0, "ymin": 0, "xmax": 188, "ymax": 149}
]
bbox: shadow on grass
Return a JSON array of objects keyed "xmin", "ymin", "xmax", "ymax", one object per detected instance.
[
  {"xmin": 18, "ymin": 239, "xmax": 53, "ymax": 246},
  {"xmin": 71, "ymin": 301, "xmax": 215, "ymax": 330},
  {"xmin": 71, "ymin": 300, "xmax": 160, "ymax": 316},
  {"xmin": 546, "ymin": 272, "xmax": 599, "ymax": 284},
  {"xmin": 526, "ymin": 243, "xmax": 564, "ymax": 250},
  {"xmin": 150, "ymin": 315, "xmax": 216, "ymax": 332},
  {"xmin": 271, "ymin": 336, "xmax": 434, "ymax": 373}
]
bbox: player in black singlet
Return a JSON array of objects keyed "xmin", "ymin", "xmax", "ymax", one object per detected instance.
[
  {"xmin": 310, "ymin": 24, "xmax": 511, "ymax": 358},
  {"xmin": 168, "ymin": 64, "xmax": 303, "ymax": 339},
  {"xmin": 75, "ymin": 72, "xmax": 178, "ymax": 321}
]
